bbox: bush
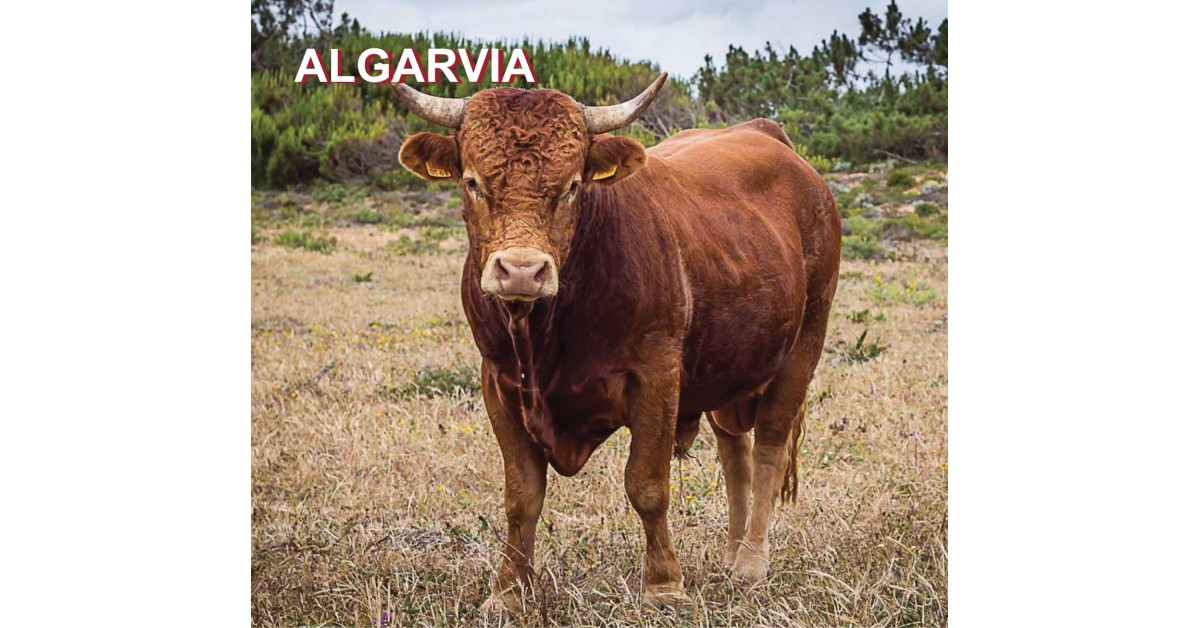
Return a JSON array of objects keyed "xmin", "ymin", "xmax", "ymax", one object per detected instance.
[
  {"xmin": 795, "ymin": 143, "xmax": 834, "ymax": 174},
  {"xmin": 252, "ymin": 74, "xmax": 405, "ymax": 188},
  {"xmin": 915, "ymin": 202, "xmax": 941, "ymax": 217},
  {"xmin": 274, "ymin": 229, "xmax": 336, "ymax": 253},
  {"xmin": 844, "ymin": 214, "xmax": 881, "ymax": 239},
  {"xmin": 842, "ymin": 236, "xmax": 884, "ymax": 260},
  {"xmin": 887, "ymin": 171, "xmax": 916, "ymax": 189}
]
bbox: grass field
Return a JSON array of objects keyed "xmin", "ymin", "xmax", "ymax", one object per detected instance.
[{"xmin": 251, "ymin": 168, "xmax": 948, "ymax": 626}]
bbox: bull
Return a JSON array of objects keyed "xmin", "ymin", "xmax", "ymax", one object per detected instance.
[{"xmin": 390, "ymin": 73, "xmax": 841, "ymax": 613}]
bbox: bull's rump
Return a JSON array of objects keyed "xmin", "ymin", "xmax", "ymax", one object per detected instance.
[{"xmin": 643, "ymin": 121, "xmax": 838, "ymax": 415}]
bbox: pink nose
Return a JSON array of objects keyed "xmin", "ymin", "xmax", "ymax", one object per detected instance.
[
  {"xmin": 495, "ymin": 256, "xmax": 547, "ymax": 295},
  {"xmin": 481, "ymin": 248, "xmax": 558, "ymax": 299}
]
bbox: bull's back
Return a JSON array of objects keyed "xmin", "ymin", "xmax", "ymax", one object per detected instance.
[{"xmin": 643, "ymin": 120, "xmax": 839, "ymax": 414}]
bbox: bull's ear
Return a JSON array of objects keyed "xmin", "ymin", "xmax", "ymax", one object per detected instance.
[
  {"xmin": 585, "ymin": 135, "xmax": 646, "ymax": 185},
  {"xmin": 398, "ymin": 132, "xmax": 461, "ymax": 182}
]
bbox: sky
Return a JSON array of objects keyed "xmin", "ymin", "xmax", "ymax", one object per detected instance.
[{"xmin": 335, "ymin": 0, "xmax": 948, "ymax": 79}]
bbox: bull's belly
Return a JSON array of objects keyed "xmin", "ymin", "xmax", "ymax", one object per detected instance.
[{"xmin": 677, "ymin": 314, "xmax": 801, "ymax": 416}]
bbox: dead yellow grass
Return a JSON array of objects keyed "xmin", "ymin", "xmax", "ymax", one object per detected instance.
[{"xmin": 252, "ymin": 227, "xmax": 947, "ymax": 627}]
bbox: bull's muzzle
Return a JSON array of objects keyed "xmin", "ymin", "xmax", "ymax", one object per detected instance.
[{"xmin": 480, "ymin": 247, "xmax": 559, "ymax": 301}]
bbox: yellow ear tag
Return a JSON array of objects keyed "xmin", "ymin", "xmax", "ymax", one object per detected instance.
[
  {"xmin": 592, "ymin": 164, "xmax": 618, "ymax": 181},
  {"xmin": 426, "ymin": 164, "xmax": 452, "ymax": 178}
]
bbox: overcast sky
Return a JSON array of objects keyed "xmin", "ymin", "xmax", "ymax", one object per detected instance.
[{"xmin": 336, "ymin": 0, "xmax": 948, "ymax": 79}]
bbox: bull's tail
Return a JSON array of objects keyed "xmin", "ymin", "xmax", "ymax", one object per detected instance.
[{"xmin": 779, "ymin": 398, "xmax": 807, "ymax": 503}]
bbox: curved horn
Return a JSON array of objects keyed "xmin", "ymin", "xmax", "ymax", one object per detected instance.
[
  {"xmin": 388, "ymin": 82, "xmax": 466, "ymax": 128},
  {"xmin": 582, "ymin": 72, "xmax": 669, "ymax": 134}
]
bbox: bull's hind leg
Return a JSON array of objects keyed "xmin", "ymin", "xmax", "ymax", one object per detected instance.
[
  {"xmin": 732, "ymin": 297, "xmax": 834, "ymax": 583},
  {"xmin": 708, "ymin": 404, "xmax": 753, "ymax": 567}
]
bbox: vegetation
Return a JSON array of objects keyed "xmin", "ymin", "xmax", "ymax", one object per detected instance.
[
  {"xmin": 377, "ymin": 365, "xmax": 481, "ymax": 399},
  {"xmin": 273, "ymin": 228, "xmax": 336, "ymax": 252},
  {"xmin": 830, "ymin": 329, "xmax": 890, "ymax": 364},
  {"xmin": 251, "ymin": 1, "xmax": 947, "ymax": 189}
]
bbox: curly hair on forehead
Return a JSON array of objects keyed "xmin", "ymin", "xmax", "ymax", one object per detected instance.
[{"xmin": 459, "ymin": 89, "xmax": 588, "ymax": 199}]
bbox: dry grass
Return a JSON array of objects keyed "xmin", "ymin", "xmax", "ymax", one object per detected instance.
[{"xmin": 252, "ymin": 207, "xmax": 947, "ymax": 626}]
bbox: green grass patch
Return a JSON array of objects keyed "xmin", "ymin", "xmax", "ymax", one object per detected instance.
[
  {"xmin": 866, "ymin": 276, "xmax": 939, "ymax": 306},
  {"xmin": 377, "ymin": 366, "xmax": 480, "ymax": 399},
  {"xmin": 387, "ymin": 226, "xmax": 464, "ymax": 255},
  {"xmin": 352, "ymin": 209, "xmax": 384, "ymax": 224},
  {"xmin": 274, "ymin": 229, "xmax": 336, "ymax": 253}
]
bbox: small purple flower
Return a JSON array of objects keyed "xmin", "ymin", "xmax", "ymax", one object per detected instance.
[{"xmin": 380, "ymin": 611, "xmax": 393, "ymax": 626}]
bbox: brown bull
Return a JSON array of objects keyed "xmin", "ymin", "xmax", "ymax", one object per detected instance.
[{"xmin": 391, "ymin": 73, "xmax": 841, "ymax": 613}]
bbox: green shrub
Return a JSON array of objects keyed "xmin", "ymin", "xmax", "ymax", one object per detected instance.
[
  {"xmin": 796, "ymin": 143, "xmax": 834, "ymax": 174},
  {"xmin": 274, "ymin": 229, "xmax": 336, "ymax": 253},
  {"xmin": 844, "ymin": 214, "xmax": 881, "ymax": 239},
  {"xmin": 351, "ymin": 271, "xmax": 374, "ymax": 283},
  {"xmin": 842, "ymin": 236, "xmax": 884, "ymax": 260},
  {"xmin": 915, "ymin": 202, "xmax": 941, "ymax": 217},
  {"xmin": 265, "ymin": 126, "xmax": 320, "ymax": 186},
  {"xmin": 887, "ymin": 171, "xmax": 916, "ymax": 189}
]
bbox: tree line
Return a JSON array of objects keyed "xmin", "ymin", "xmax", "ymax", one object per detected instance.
[{"xmin": 251, "ymin": 0, "xmax": 946, "ymax": 189}]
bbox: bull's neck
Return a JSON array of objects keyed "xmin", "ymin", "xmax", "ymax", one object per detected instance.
[
  {"xmin": 497, "ymin": 186, "xmax": 628, "ymax": 423},
  {"xmin": 497, "ymin": 184, "xmax": 627, "ymax": 358}
]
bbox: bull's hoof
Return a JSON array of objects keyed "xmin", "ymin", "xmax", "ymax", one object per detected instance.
[
  {"xmin": 641, "ymin": 585, "xmax": 693, "ymax": 611},
  {"xmin": 722, "ymin": 544, "xmax": 741, "ymax": 568},
  {"xmin": 479, "ymin": 591, "xmax": 522, "ymax": 618},
  {"xmin": 731, "ymin": 546, "xmax": 770, "ymax": 583}
]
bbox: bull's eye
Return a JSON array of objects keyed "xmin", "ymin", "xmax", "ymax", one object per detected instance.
[
  {"xmin": 561, "ymin": 181, "xmax": 580, "ymax": 205},
  {"xmin": 463, "ymin": 177, "xmax": 481, "ymax": 200}
]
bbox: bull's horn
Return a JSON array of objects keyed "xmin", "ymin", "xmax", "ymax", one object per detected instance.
[
  {"xmin": 581, "ymin": 72, "xmax": 668, "ymax": 134},
  {"xmin": 389, "ymin": 82, "xmax": 467, "ymax": 128}
]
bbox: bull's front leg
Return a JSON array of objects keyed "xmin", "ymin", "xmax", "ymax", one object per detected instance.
[
  {"xmin": 479, "ymin": 367, "xmax": 547, "ymax": 615},
  {"xmin": 624, "ymin": 371, "xmax": 691, "ymax": 608}
]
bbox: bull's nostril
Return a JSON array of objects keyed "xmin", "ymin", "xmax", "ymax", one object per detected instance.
[
  {"xmin": 533, "ymin": 264, "xmax": 548, "ymax": 283},
  {"xmin": 494, "ymin": 257, "xmax": 510, "ymax": 280}
]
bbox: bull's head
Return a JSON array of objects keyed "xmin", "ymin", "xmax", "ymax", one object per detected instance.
[{"xmin": 391, "ymin": 73, "xmax": 667, "ymax": 301}]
